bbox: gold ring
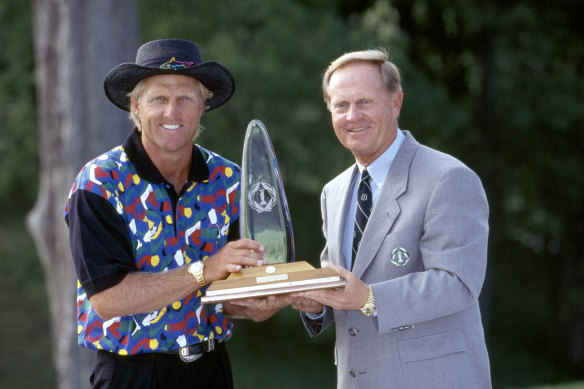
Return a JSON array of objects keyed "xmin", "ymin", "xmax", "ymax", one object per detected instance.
[{"xmin": 256, "ymin": 300, "xmax": 263, "ymax": 308}]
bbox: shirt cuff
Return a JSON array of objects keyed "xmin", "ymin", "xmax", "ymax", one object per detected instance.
[{"xmin": 305, "ymin": 306, "xmax": 327, "ymax": 320}]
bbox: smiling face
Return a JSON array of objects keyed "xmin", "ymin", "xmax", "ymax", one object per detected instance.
[
  {"xmin": 327, "ymin": 62, "xmax": 403, "ymax": 166},
  {"xmin": 131, "ymin": 74, "xmax": 205, "ymax": 162}
]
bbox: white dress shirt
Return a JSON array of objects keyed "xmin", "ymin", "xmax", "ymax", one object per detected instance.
[{"xmin": 341, "ymin": 130, "xmax": 405, "ymax": 270}]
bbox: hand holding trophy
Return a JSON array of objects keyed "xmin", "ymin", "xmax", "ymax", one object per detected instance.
[{"xmin": 201, "ymin": 120, "xmax": 345, "ymax": 304}]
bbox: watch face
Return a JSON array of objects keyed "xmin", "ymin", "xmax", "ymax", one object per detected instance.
[
  {"xmin": 189, "ymin": 261, "xmax": 207, "ymax": 287},
  {"xmin": 190, "ymin": 261, "xmax": 204, "ymax": 271}
]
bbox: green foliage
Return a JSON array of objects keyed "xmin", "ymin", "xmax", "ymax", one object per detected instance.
[{"xmin": 0, "ymin": 0, "xmax": 37, "ymax": 208}]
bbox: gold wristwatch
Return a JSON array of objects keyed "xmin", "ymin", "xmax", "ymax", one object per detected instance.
[
  {"xmin": 188, "ymin": 261, "xmax": 207, "ymax": 288},
  {"xmin": 360, "ymin": 285, "xmax": 375, "ymax": 316}
]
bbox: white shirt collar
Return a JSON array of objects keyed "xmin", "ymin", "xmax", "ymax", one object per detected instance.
[{"xmin": 355, "ymin": 129, "xmax": 405, "ymax": 191}]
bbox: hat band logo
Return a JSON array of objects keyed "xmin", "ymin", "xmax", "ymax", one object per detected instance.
[
  {"xmin": 248, "ymin": 182, "xmax": 277, "ymax": 213},
  {"xmin": 391, "ymin": 247, "xmax": 410, "ymax": 266},
  {"xmin": 160, "ymin": 57, "xmax": 195, "ymax": 70}
]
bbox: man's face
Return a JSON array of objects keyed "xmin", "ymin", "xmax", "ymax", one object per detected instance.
[
  {"xmin": 131, "ymin": 74, "xmax": 204, "ymax": 160},
  {"xmin": 327, "ymin": 62, "xmax": 403, "ymax": 166}
]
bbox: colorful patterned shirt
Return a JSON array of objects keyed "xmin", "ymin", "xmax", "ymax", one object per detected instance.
[{"xmin": 64, "ymin": 130, "xmax": 240, "ymax": 355}]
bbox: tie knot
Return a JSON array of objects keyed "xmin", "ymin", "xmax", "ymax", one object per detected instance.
[{"xmin": 361, "ymin": 169, "xmax": 370, "ymax": 183}]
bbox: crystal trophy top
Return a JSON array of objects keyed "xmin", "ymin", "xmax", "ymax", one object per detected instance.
[{"xmin": 240, "ymin": 120, "xmax": 295, "ymax": 264}]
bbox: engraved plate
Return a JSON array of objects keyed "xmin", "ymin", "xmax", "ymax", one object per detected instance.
[{"xmin": 256, "ymin": 274, "xmax": 289, "ymax": 284}]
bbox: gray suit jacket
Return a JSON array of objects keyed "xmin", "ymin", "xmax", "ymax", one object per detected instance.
[{"xmin": 302, "ymin": 131, "xmax": 491, "ymax": 388}]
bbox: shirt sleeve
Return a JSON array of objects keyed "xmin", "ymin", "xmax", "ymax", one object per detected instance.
[
  {"xmin": 305, "ymin": 306, "xmax": 327, "ymax": 320},
  {"xmin": 65, "ymin": 189, "xmax": 136, "ymax": 297}
]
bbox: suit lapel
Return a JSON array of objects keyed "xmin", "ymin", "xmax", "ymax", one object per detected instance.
[
  {"xmin": 329, "ymin": 166, "xmax": 358, "ymax": 267},
  {"xmin": 353, "ymin": 132, "xmax": 419, "ymax": 277}
]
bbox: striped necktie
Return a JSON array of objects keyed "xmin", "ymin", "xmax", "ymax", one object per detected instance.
[{"xmin": 352, "ymin": 169, "xmax": 372, "ymax": 269}]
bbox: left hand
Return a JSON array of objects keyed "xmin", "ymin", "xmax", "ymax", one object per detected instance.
[
  {"xmin": 224, "ymin": 294, "xmax": 294, "ymax": 322},
  {"xmin": 295, "ymin": 263, "xmax": 369, "ymax": 311}
]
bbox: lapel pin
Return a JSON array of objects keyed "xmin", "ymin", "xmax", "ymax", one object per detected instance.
[{"xmin": 391, "ymin": 247, "xmax": 410, "ymax": 266}]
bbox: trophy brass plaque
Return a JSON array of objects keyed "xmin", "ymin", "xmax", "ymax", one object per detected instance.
[{"xmin": 201, "ymin": 120, "xmax": 345, "ymax": 304}]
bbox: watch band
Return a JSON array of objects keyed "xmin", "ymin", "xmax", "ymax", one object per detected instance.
[
  {"xmin": 360, "ymin": 285, "xmax": 375, "ymax": 316},
  {"xmin": 188, "ymin": 262, "xmax": 207, "ymax": 288}
]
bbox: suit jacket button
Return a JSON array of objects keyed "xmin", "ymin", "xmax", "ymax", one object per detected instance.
[
  {"xmin": 349, "ymin": 369, "xmax": 356, "ymax": 377},
  {"xmin": 349, "ymin": 328, "xmax": 358, "ymax": 336}
]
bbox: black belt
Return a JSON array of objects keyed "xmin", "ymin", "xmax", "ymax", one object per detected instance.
[{"xmin": 178, "ymin": 338, "xmax": 224, "ymax": 362}]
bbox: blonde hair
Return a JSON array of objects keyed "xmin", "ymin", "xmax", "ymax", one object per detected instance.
[
  {"xmin": 322, "ymin": 49, "xmax": 401, "ymax": 110},
  {"xmin": 128, "ymin": 78, "xmax": 213, "ymax": 131}
]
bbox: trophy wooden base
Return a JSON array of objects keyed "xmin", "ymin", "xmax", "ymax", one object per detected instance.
[{"xmin": 200, "ymin": 261, "xmax": 346, "ymax": 304}]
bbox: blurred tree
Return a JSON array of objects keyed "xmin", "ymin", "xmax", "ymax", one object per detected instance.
[
  {"xmin": 488, "ymin": 2, "xmax": 584, "ymax": 366},
  {"xmin": 0, "ymin": 0, "xmax": 37, "ymax": 208},
  {"xmin": 28, "ymin": 0, "xmax": 138, "ymax": 388}
]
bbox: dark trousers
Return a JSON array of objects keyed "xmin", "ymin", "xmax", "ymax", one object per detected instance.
[{"xmin": 90, "ymin": 342, "xmax": 234, "ymax": 389}]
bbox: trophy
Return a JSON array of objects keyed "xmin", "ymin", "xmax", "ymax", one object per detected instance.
[
  {"xmin": 239, "ymin": 118, "xmax": 295, "ymax": 264},
  {"xmin": 201, "ymin": 120, "xmax": 345, "ymax": 304}
]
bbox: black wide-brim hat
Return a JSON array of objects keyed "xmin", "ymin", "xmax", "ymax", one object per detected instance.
[{"xmin": 104, "ymin": 38, "xmax": 235, "ymax": 112}]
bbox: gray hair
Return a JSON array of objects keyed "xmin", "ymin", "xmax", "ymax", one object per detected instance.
[{"xmin": 322, "ymin": 49, "xmax": 402, "ymax": 110}]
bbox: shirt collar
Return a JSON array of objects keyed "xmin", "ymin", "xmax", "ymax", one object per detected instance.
[
  {"xmin": 122, "ymin": 129, "xmax": 210, "ymax": 184},
  {"xmin": 356, "ymin": 129, "xmax": 405, "ymax": 188}
]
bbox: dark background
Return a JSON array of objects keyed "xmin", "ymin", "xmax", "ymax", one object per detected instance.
[{"xmin": 1, "ymin": 0, "xmax": 583, "ymax": 387}]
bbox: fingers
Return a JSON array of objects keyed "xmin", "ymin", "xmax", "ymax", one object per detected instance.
[
  {"xmin": 226, "ymin": 239, "xmax": 266, "ymax": 268},
  {"xmin": 290, "ymin": 298, "xmax": 324, "ymax": 314},
  {"xmin": 265, "ymin": 294, "xmax": 293, "ymax": 309},
  {"xmin": 204, "ymin": 239, "xmax": 267, "ymax": 282},
  {"xmin": 299, "ymin": 289, "xmax": 333, "ymax": 307},
  {"xmin": 313, "ymin": 263, "xmax": 369, "ymax": 310},
  {"xmin": 227, "ymin": 295, "xmax": 291, "ymax": 322},
  {"xmin": 227, "ymin": 238, "xmax": 265, "ymax": 253},
  {"xmin": 328, "ymin": 262, "xmax": 352, "ymax": 279},
  {"xmin": 298, "ymin": 269, "xmax": 367, "ymax": 311}
]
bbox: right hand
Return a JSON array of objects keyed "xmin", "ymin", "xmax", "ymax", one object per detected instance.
[{"xmin": 204, "ymin": 238, "xmax": 265, "ymax": 283}]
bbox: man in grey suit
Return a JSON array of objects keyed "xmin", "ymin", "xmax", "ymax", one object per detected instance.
[{"xmin": 292, "ymin": 49, "xmax": 491, "ymax": 388}]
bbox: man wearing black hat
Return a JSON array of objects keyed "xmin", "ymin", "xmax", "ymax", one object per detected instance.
[{"xmin": 65, "ymin": 39, "xmax": 278, "ymax": 388}]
